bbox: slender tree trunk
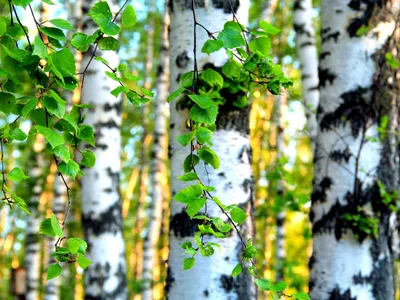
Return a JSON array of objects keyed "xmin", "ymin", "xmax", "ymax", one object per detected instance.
[
  {"xmin": 80, "ymin": 1, "xmax": 127, "ymax": 298},
  {"xmin": 293, "ymin": 0, "xmax": 319, "ymax": 152},
  {"xmin": 274, "ymin": 91, "xmax": 287, "ymax": 282},
  {"xmin": 141, "ymin": 8, "xmax": 170, "ymax": 300},
  {"xmin": 260, "ymin": 0, "xmax": 278, "ymax": 22},
  {"xmin": 25, "ymin": 139, "xmax": 45, "ymax": 300},
  {"xmin": 310, "ymin": 2, "xmax": 399, "ymax": 299},
  {"xmin": 166, "ymin": 1, "xmax": 255, "ymax": 299},
  {"xmin": 44, "ymin": 174, "xmax": 66, "ymax": 300}
]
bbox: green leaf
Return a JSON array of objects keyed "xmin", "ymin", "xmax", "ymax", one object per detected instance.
[
  {"xmin": 196, "ymin": 127, "xmax": 213, "ymax": 144},
  {"xmin": 81, "ymin": 150, "xmax": 96, "ymax": 168},
  {"xmin": 78, "ymin": 125, "xmax": 95, "ymax": 146},
  {"xmin": 178, "ymin": 172, "xmax": 199, "ymax": 182},
  {"xmin": 49, "ymin": 19, "xmax": 74, "ymax": 30},
  {"xmin": 51, "ymin": 49, "xmax": 76, "ymax": 77},
  {"xmin": 177, "ymin": 131, "xmax": 196, "ymax": 146},
  {"xmin": 186, "ymin": 197, "xmax": 206, "ymax": 218},
  {"xmin": 77, "ymin": 255, "xmax": 92, "ymax": 269},
  {"xmin": 47, "ymin": 264, "xmax": 62, "ymax": 280},
  {"xmin": 12, "ymin": 0, "xmax": 33, "ymax": 7},
  {"xmin": 54, "ymin": 145, "xmax": 70, "ymax": 162},
  {"xmin": 292, "ymin": 292, "xmax": 310, "ymax": 300},
  {"xmin": 232, "ymin": 263, "xmax": 242, "ymax": 277},
  {"xmin": 49, "ymin": 90, "xmax": 66, "ymax": 105},
  {"xmin": 259, "ymin": 20, "xmax": 281, "ymax": 35},
  {"xmin": 188, "ymin": 95, "xmax": 214, "ymax": 109},
  {"xmin": 0, "ymin": 92, "xmax": 16, "ymax": 115},
  {"xmin": 88, "ymin": 1, "xmax": 120, "ymax": 36},
  {"xmin": 231, "ymin": 207, "xmax": 248, "ymax": 225},
  {"xmin": 249, "ymin": 37, "xmax": 271, "ymax": 56},
  {"xmin": 190, "ymin": 104, "xmax": 218, "ymax": 125},
  {"xmin": 68, "ymin": 238, "xmax": 87, "ymax": 255},
  {"xmin": 33, "ymin": 36, "xmax": 48, "ymax": 59},
  {"xmin": 51, "ymin": 214, "xmax": 64, "ymax": 238},
  {"xmin": 10, "ymin": 128, "xmax": 27, "ymax": 141},
  {"xmin": 111, "ymin": 86, "xmax": 129, "ymax": 97},
  {"xmin": 58, "ymin": 160, "xmax": 80, "ymax": 180},
  {"xmin": 40, "ymin": 27, "xmax": 66, "ymax": 42},
  {"xmin": 167, "ymin": 87, "xmax": 185, "ymax": 103},
  {"xmin": 42, "ymin": 96, "xmax": 65, "ymax": 118},
  {"xmin": 255, "ymin": 278, "xmax": 271, "ymax": 291},
  {"xmin": 222, "ymin": 60, "xmax": 241, "ymax": 79},
  {"xmin": 198, "ymin": 147, "xmax": 220, "ymax": 169},
  {"xmin": 183, "ymin": 257, "xmax": 195, "ymax": 270},
  {"xmin": 200, "ymin": 69, "xmax": 223, "ymax": 89},
  {"xmin": 218, "ymin": 27, "xmax": 245, "ymax": 49},
  {"xmin": 8, "ymin": 167, "xmax": 29, "ymax": 181},
  {"xmin": 183, "ymin": 154, "xmax": 200, "ymax": 172},
  {"xmin": 98, "ymin": 37, "xmax": 119, "ymax": 51},
  {"xmin": 271, "ymin": 281, "xmax": 287, "ymax": 293},
  {"xmin": 21, "ymin": 98, "xmax": 38, "ymax": 118},
  {"xmin": 201, "ymin": 39, "xmax": 223, "ymax": 55},
  {"xmin": 71, "ymin": 33, "xmax": 96, "ymax": 52},
  {"xmin": 36, "ymin": 126, "xmax": 64, "ymax": 149},
  {"xmin": 174, "ymin": 184, "xmax": 203, "ymax": 203},
  {"xmin": 121, "ymin": 5, "xmax": 137, "ymax": 27},
  {"xmin": 39, "ymin": 218, "xmax": 56, "ymax": 237}
]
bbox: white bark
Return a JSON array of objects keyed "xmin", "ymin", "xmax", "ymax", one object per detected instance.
[
  {"xmin": 44, "ymin": 174, "xmax": 66, "ymax": 300},
  {"xmin": 141, "ymin": 8, "xmax": 170, "ymax": 300},
  {"xmin": 260, "ymin": 0, "xmax": 278, "ymax": 22},
  {"xmin": 167, "ymin": 1, "xmax": 256, "ymax": 299},
  {"xmin": 293, "ymin": 0, "xmax": 319, "ymax": 151},
  {"xmin": 25, "ymin": 146, "xmax": 45, "ymax": 300},
  {"xmin": 310, "ymin": 2, "xmax": 399, "ymax": 299},
  {"xmin": 80, "ymin": 1, "xmax": 127, "ymax": 299}
]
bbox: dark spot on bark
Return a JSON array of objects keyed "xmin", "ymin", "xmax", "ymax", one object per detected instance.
[
  {"xmin": 168, "ymin": 145, "xmax": 173, "ymax": 159},
  {"xmin": 311, "ymin": 177, "xmax": 333, "ymax": 204},
  {"xmin": 212, "ymin": 0, "xmax": 239, "ymax": 13},
  {"xmin": 220, "ymin": 275, "xmax": 234, "ymax": 292},
  {"xmin": 347, "ymin": 0, "xmax": 382, "ymax": 37},
  {"xmin": 307, "ymin": 85, "xmax": 319, "ymax": 91},
  {"xmin": 293, "ymin": 0, "xmax": 305, "ymax": 10},
  {"xmin": 165, "ymin": 266, "xmax": 175, "ymax": 294},
  {"xmin": 103, "ymin": 188, "xmax": 112, "ymax": 193},
  {"xmin": 242, "ymin": 178, "xmax": 252, "ymax": 193},
  {"xmin": 348, "ymin": 0, "xmax": 361, "ymax": 10},
  {"xmin": 301, "ymin": 74, "xmax": 311, "ymax": 80},
  {"xmin": 218, "ymin": 172, "xmax": 226, "ymax": 178},
  {"xmin": 203, "ymin": 290, "xmax": 209, "ymax": 297},
  {"xmin": 103, "ymin": 102, "xmax": 122, "ymax": 115},
  {"xmin": 170, "ymin": 210, "xmax": 202, "ymax": 238},
  {"xmin": 225, "ymin": 256, "xmax": 229, "ymax": 261},
  {"xmin": 300, "ymin": 41, "xmax": 315, "ymax": 48},
  {"xmin": 336, "ymin": 9, "xmax": 343, "ymax": 13},
  {"xmin": 320, "ymin": 51, "xmax": 331, "ymax": 60},
  {"xmin": 320, "ymin": 87, "xmax": 372, "ymax": 138},
  {"xmin": 328, "ymin": 288, "xmax": 356, "ymax": 300},
  {"xmin": 293, "ymin": 23, "xmax": 312, "ymax": 38},
  {"xmin": 176, "ymin": 51, "xmax": 190, "ymax": 68},
  {"xmin": 322, "ymin": 31, "xmax": 340, "ymax": 43},
  {"xmin": 330, "ymin": 147, "xmax": 352, "ymax": 163},
  {"xmin": 95, "ymin": 143, "xmax": 108, "ymax": 150},
  {"xmin": 318, "ymin": 68, "xmax": 336, "ymax": 87}
]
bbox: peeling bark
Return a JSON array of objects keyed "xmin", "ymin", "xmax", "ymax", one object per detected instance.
[
  {"xmin": 310, "ymin": 2, "xmax": 399, "ymax": 299},
  {"xmin": 166, "ymin": 1, "xmax": 256, "ymax": 299},
  {"xmin": 81, "ymin": 1, "xmax": 127, "ymax": 299}
]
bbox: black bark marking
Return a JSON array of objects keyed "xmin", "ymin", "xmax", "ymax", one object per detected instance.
[
  {"xmin": 165, "ymin": 266, "xmax": 175, "ymax": 294},
  {"xmin": 103, "ymin": 102, "xmax": 122, "ymax": 115},
  {"xmin": 322, "ymin": 31, "xmax": 340, "ymax": 43},
  {"xmin": 203, "ymin": 290, "xmax": 209, "ymax": 297},
  {"xmin": 320, "ymin": 51, "xmax": 331, "ymax": 60},
  {"xmin": 328, "ymin": 288, "xmax": 356, "ymax": 300},
  {"xmin": 318, "ymin": 68, "xmax": 336, "ymax": 87},
  {"xmin": 320, "ymin": 87, "xmax": 372, "ymax": 138},
  {"xmin": 242, "ymin": 179, "xmax": 252, "ymax": 193},
  {"xmin": 347, "ymin": 0, "xmax": 381, "ymax": 37},
  {"xmin": 169, "ymin": 210, "xmax": 202, "ymax": 238},
  {"xmin": 176, "ymin": 51, "xmax": 190, "ymax": 69},
  {"xmin": 212, "ymin": 0, "xmax": 239, "ymax": 13},
  {"xmin": 293, "ymin": 0, "xmax": 305, "ymax": 10},
  {"xmin": 220, "ymin": 275, "xmax": 234, "ymax": 292},
  {"xmin": 330, "ymin": 147, "xmax": 352, "ymax": 163},
  {"xmin": 311, "ymin": 176, "xmax": 333, "ymax": 204},
  {"xmin": 300, "ymin": 41, "xmax": 315, "ymax": 48},
  {"xmin": 293, "ymin": 23, "xmax": 312, "ymax": 38},
  {"xmin": 218, "ymin": 172, "xmax": 226, "ymax": 178}
]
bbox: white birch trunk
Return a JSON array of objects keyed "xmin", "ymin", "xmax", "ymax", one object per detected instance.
[
  {"xmin": 44, "ymin": 174, "xmax": 66, "ymax": 300},
  {"xmin": 260, "ymin": 0, "xmax": 278, "ymax": 22},
  {"xmin": 166, "ymin": 1, "xmax": 256, "ymax": 299},
  {"xmin": 80, "ymin": 1, "xmax": 127, "ymax": 298},
  {"xmin": 293, "ymin": 0, "xmax": 319, "ymax": 151},
  {"xmin": 25, "ymin": 143, "xmax": 45, "ymax": 300},
  {"xmin": 141, "ymin": 9, "xmax": 170, "ymax": 300},
  {"xmin": 274, "ymin": 92, "xmax": 287, "ymax": 282},
  {"xmin": 310, "ymin": 2, "xmax": 399, "ymax": 299}
]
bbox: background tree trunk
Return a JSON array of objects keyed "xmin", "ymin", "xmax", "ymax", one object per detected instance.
[
  {"xmin": 80, "ymin": 1, "xmax": 127, "ymax": 298},
  {"xmin": 310, "ymin": 2, "xmax": 399, "ymax": 299},
  {"xmin": 141, "ymin": 8, "xmax": 170, "ymax": 300},
  {"xmin": 293, "ymin": 0, "xmax": 319, "ymax": 152},
  {"xmin": 166, "ymin": 1, "xmax": 255, "ymax": 299}
]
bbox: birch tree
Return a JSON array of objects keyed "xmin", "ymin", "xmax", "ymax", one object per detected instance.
[
  {"xmin": 310, "ymin": 1, "xmax": 399, "ymax": 299},
  {"xmin": 141, "ymin": 8, "xmax": 170, "ymax": 300},
  {"xmin": 166, "ymin": 1, "xmax": 256, "ymax": 298},
  {"xmin": 80, "ymin": 0, "xmax": 127, "ymax": 298},
  {"xmin": 293, "ymin": 0, "xmax": 319, "ymax": 151}
]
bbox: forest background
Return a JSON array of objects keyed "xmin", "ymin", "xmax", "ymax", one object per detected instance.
[{"xmin": 0, "ymin": 0, "xmax": 399, "ymax": 299}]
